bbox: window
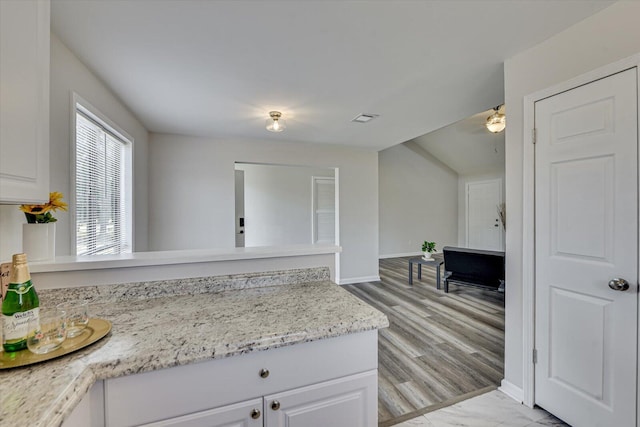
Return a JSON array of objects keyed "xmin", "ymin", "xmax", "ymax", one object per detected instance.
[{"xmin": 74, "ymin": 99, "xmax": 132, "ymax": 256}]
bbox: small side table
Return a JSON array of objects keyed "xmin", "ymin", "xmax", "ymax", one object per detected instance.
[{"xmin": 408, "ymin": 254, "xmax": 445, "ymax": 289}]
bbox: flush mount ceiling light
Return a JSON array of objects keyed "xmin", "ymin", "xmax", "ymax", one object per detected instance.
[
  {"xmin": 486, "ymin": 106, "xmax": 506, "ymax": 133},
  {"xmin": 351, "ymin": 113, "xmax": 379, "ymax": 123},
  {"xmin": 266, "ymin": 111, "xmax": 286, "ymax": 132}
]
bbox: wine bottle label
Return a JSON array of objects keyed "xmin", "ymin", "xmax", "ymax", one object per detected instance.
[
  {"xmin": 5, "ymin": 283, "xmax": 34, "ymax": 296},
  {"xmin": 2, "ymin": 307, "xmax": 39, "ymax": 341}
]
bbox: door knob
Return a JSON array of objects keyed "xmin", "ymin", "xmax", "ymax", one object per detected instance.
[
  {"xmin": 608, "ymin": 278, "xmax": 629, "ymax": 291},
  {"xmin": 259, "ymin": 368, "xmax": 270, "ymax": 378},
  {"xmin": 271, "ymin": 400, "xmax": 281, "ymax": 410},
  {"xmin": 250, "ymin": 409, "xmax": 261, "ymax": 419}
]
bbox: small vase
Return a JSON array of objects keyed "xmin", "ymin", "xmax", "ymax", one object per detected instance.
[
  {"xmin": 423, "ymin": 251, "xmax": 433, "ymax": 260},
  {"xmin": 22, "ymin": 223, "xmax": 56, "ymax": 262}
]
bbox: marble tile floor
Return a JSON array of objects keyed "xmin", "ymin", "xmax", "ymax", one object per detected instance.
[{"xmin": 395, "ymin": 390, "xmax": 569, "ymax": 427}]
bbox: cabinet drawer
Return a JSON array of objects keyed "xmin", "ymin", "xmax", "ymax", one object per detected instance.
[{"xmin": 105, "ymin": 330, "xmax": 377, "ymax": 427}]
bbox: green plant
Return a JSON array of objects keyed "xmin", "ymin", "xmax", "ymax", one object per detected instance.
[{"xmin": 421, "ymin": 241, "xmax": 436, "ymax": 253}]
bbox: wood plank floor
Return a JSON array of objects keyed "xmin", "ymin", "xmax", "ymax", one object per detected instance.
[{"xmin": 343, "ymin": 257, "xmax": 505, "ymax": 426}]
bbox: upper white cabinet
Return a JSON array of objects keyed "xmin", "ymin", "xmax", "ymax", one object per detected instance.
[{"xmin": 0, "ymin": 0, "xmax": 50, "ymax": 204}]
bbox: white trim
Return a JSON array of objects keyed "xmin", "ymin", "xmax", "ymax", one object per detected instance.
[
  {"xmin": 522, "ymin": 87, "xmax": 536, "ymax": 409},
  {"xmin": 379, "ymin": 252, "xmax": 422, "ymax": 259},
  {"xmin": 521, "ymin": 53, "xmax": 640, "ymax": 410},
  {"xmin": 337, "ymin": 275, "xmax": 380, "ymax": 285},
  {"xmin": 499, "ymin": 380, "xmax": 524, "ymax": 404},
  {"xmin": 334, "ymin": 168, "xmax": 341, "ymax": 284},
  {"xmin": 637, "ymin": 68, "xmax": 640, "ymax": 427}
]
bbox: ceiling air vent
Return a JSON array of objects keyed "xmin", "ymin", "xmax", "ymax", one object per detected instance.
[{"xmin": 351, "ymin": 113, "xmax": 379, "ymax": 123}]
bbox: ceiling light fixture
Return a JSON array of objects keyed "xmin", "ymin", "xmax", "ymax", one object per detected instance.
[
  {"xmin": 486, "ymin": 106, "xmax": 506, "ymax": 133},
  {"xmin": 266, "ymin": 111, "xmax": 286, "ymax": 132},
  {"xmin": 352, "ymin": 113, "xmax": 379, "ymax": 123}
]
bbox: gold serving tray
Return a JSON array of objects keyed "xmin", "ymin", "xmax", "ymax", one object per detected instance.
[{"xmin": 0, "ymin": 318, "xmax": 112, "ymax": 369}]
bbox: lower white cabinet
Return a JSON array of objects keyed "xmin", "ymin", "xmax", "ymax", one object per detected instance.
[
  {"xmin": 138, "ymin": 371, "xmax": 376, "ymax": 427},
  {"xmin": 62, "ymin": 381, "xmax": 104, "ymax": 427},
  {"xmin": 102, "ymin": 331, "xmax": 378, "ymax": 427},
  {"xmin": 140, "ymin": 398, "xmax": 263, "ymax": 427},
  {"xmin": 264, "ymin": 371, "xmax": 377, "ymax": 427}
]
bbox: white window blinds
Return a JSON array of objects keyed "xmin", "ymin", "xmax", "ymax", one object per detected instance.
[{"xmin": 75, "ymin": 111, "xmax": 129, "ymax": 256}]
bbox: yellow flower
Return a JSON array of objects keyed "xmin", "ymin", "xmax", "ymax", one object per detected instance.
[
  {"xmin": 19, "ymin": 204, "xmax": 51, "ymax": 215},
  {"xmin": 47, "ymin": 191, "xmax": 68, "ymax": 212},
  {"xmin": 19, "ymin": 192, "xmax": 67, "ymax": 223}
]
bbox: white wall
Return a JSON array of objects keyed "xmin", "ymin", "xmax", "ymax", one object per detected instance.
[
  {"xmin": 378, "ymin": 142, "xmax": 458, "ymax": 257},
  {"xmin": 148, "ymin": 133, "xmax": 378, "ymax": 284},
  {"xmin": 503, "ymin": 1, "xmax": 640, "ymax": 396},
  {"xmin": 0, "ymin": 33, "xmax": 149, "ymax": 261},
  {"xmin": 237, "ymin": 164, "xmax": 334, "ymax": 247},
  {"xmin": 32, "ymin": 253, "xmax": 337, "ymax": 288},
  {"xmin": 457, "ymin": 171, "xmax": 505, "ymax": 247}
]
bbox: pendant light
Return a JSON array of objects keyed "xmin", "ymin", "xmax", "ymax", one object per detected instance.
[
  {"xmin": 266, "ymin": 111, "xmax": 286, "ymax": 132},
  {"xmin": 486, "ymin": 106, "xmax": 506, "ymax": 133}
]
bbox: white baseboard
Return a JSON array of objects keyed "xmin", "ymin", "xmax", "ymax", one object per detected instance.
[
  {"xmin": 337, "ymin": 275, "xmax": 381, "ymax": 285},
  {"xmin": 379, "ymin": 252, "xmax": 421, "ymax": 259},
  {"xmin": 499, "ymin": 379, "xmax": 524, "ymax": 403}
]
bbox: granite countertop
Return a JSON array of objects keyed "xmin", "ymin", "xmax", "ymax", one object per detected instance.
[{"xmin": 0, "ymin": 268, "xmax": 388, "ymax": 427}]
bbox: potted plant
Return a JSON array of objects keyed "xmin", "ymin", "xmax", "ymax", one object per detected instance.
[
  {"xmin": 421, "ymin": 241, "xmax": 436, "ymax": 260},
  {"xmin": 19, "ymin": 192, "xmax": 68, "ymax": 261}
]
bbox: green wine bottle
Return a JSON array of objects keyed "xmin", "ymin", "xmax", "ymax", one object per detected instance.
[{"xmin": 2, "ymin": 253, "xmax": 39, "ymax": 352}]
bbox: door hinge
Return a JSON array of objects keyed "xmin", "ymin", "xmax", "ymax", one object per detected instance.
[
  {"xmin": 531, "ymin": 128, "xmax": 537, "ymax": 145},
  {"xmin": 533, "ymin": 349, "xmax": 538, "ymax": 364}
]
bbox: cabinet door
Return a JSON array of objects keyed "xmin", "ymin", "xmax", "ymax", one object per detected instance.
[
  {"xmin": 139, "ymin": 398, "xmax": 263, "ymax": 427},
  {"xmin": 0, "ymin": 0, "xmax": 50, "ymax": 204},
  {"xmin": 264, "ymin": 370, "xmax": 377, "ymax": 427},
  {"xmin": 62, "ymin": 381, "xmax": 104, "ymax": 427}
]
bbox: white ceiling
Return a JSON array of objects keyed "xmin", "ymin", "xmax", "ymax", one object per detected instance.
[
  {"xmin": 51, "ymin": 1, "xmax": 614, "ymax": 151},
  {"xmin": 412, "ymin": 108, "xmax": 505, "ymax": 176}
]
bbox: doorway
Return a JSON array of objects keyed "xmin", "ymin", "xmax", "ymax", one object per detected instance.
[
  {"xmin": 531, "ymin": 67, "xmax": 638, "ymax": 426},
  {"xmin": 312, "ymin": 176, "xmax": 335, "ymax": 244},
  {"xmin": 234, "ymin": 163, "xmax": 337, "ymax": 247},
  {"xmin": 465, "ymin": 179, "xmax": 504, "ymax": 251}
]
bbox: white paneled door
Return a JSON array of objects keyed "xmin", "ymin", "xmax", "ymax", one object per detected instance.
[
  {"xmin": 312, "ymin": 177, "xmax": 335, "ymax": 244},
  {"xmin": 466, "ymin": 179, "xmax": 503, "ymax": 251},
  {"xmin": 534, "ymin": 68, "xmax": 638, "ymax": 426}
]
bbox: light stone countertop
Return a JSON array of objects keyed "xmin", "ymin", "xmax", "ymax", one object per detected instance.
[{"xmin": 0, "ymin": 268, "xmax": 388, "ymax": 427}]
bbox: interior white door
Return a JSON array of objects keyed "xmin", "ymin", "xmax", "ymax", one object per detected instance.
[
  {"xmin": 466, "ymin": 179, "xmax": 503, "ymax": 250},
  {"xmin": 312, "ymin": 177, "xmax": 335, "ymax": 244},
  {"xmin": 534, "ymin": 68, "xmax": 638, "ymax": 426}
]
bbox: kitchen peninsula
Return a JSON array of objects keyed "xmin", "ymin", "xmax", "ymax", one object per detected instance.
[{"xmin": 0, "ymin": 266, "xmax": 388, "ymax": 427}]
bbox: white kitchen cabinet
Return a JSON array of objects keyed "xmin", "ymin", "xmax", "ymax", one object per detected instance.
[
  {"xmin": 264, "ymin": 371, "xmax": 377, "ymax": 427},
  {"xmin": 103, "ymin": 331, "xmax": 378, "ymax": 427},
  {"xmin": 0, "ymin": 0, "xmax": 50, "ymax": 204},
  {"xmin": 140, "ymin": 398, "xmax": 263, "ymax": 427},
  {"xmin": 62, "ymin": 381, "xmax": 104, "ymax": 427}
]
